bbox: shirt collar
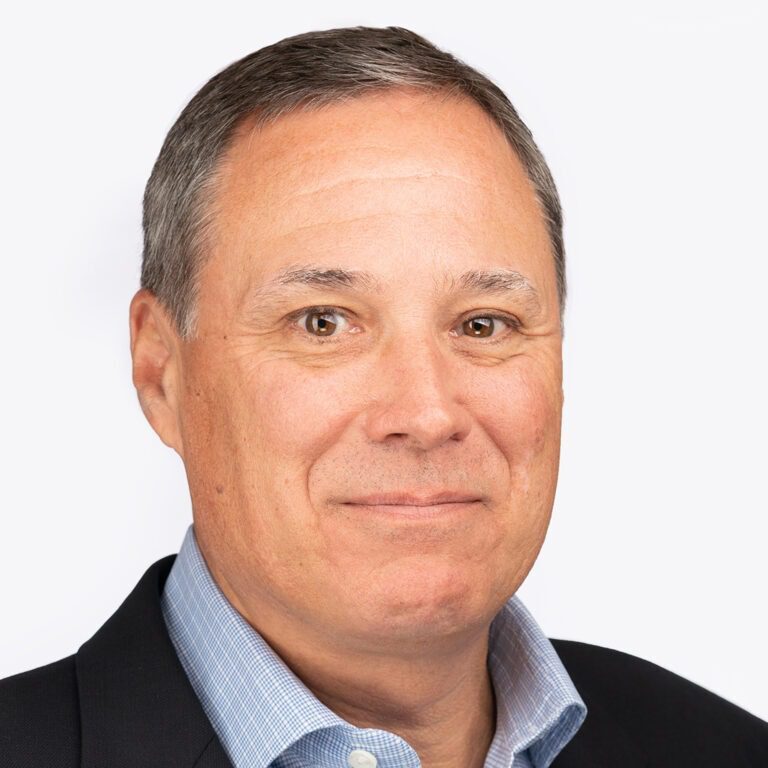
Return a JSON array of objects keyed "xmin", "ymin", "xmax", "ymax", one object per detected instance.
[
  {"xmin": 486, "ymin": 597, "xmax": 587, "ymax": 767},
  {"xmin": 162, "ymin": 525, "xmax": 586, "ymax": 768}
]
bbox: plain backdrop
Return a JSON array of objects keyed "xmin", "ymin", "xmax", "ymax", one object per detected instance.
[{"xmin": 1, "ymin": 0, "xmax": 766, "ymax": 721}]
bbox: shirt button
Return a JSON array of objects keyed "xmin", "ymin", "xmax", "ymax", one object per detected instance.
[{"xmin": 347, "ymin": 749, "xmax": 378, "ymax": 768}]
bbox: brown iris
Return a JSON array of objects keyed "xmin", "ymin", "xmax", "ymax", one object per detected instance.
[
  {"xmin": 305, "ymin": 312, "xmax": 339, "ymax": 336},
  {"xmin": 463, "ymin": 317, "xmax": 494, "ymax": 338}
]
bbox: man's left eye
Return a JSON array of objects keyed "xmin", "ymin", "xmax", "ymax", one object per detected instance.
[{"xmin": 455, "ymin": 315, "xmax": 520, "ymax": 340}]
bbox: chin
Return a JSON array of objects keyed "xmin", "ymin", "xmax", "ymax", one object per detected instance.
[{"xmin": 343, "ymin": 561, "xmax": 502, "ymax": 644}]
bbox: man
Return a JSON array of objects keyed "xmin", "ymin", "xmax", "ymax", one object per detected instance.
[{"xmin": 1, "ymin": 25, "xmax": 765, "ymax": 768}]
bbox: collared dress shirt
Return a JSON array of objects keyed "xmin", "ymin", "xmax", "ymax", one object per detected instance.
[{"xmin": 161, "ymin": 525, "xmax": 587, "ymax": 768}]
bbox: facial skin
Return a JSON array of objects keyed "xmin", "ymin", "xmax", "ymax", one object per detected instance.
[{"xmin": 131, "ymin": 88, "xmax": 563, "ymax": 767}]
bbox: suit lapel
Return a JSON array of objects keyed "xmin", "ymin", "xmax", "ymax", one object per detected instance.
[
  {"xmin": 548, "ymin": 700, "xmax": 650, "ymax": 767},
  {"xmin": 549, "ymin": 639, "xmax": 651, "ymax": 768},
  {"xmin": 75, "ymin": 556, "xmax": 233, "ymax": 768}
]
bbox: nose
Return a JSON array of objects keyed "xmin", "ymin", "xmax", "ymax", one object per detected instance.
[{"xmin": 362, "ymin": 335, "xmax": 473, "ymax": 451}]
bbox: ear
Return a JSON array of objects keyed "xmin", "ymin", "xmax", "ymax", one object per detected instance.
[{"xmin": 129, "ymin": 288, "xmax": 185, "ymax": 458}]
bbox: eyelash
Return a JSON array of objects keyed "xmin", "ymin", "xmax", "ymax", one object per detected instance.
[{"xmin": 286, "ymin": 305, "xmax": 521, "ymax": 345}]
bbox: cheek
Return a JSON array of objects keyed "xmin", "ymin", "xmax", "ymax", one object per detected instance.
[
  {"xmin": 178, "ymin": 350, "xmax": 344, "ymax": 513},
  {"xmin": 243, "ymin": 362, "xmax": 359, "ymax": 463},
  {"xmin": 182, "ymin": 357, "xmax": 350, "ymax": 574},
  {"xmin": 481, "ymin": 362, "xmax": 562, "ymax": 463},
  {"xmin": 472, "ymin": 363, "xmax": 562, "ymax": 592}
]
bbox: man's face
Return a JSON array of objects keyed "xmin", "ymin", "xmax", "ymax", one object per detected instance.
[{"xmin": 173, "ymin": 90, "xmax": 563, "ymax": 648}]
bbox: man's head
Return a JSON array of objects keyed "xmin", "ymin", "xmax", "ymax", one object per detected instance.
[
  {"xmin": 131, "ymin": 27, "xmax": 565, "ymax": 655},
  {"xmin": 141, "ymin": 26, "xmax": 565, "ymax": 339}
]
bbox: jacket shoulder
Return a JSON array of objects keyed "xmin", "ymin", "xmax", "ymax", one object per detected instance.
[
  {"xmin": 551, "ymin": 639, "xmax": 768, "ymax": 766},
  {"xmin": 0, "ymin": 655, "xmax": 80, "ymax": 767}
]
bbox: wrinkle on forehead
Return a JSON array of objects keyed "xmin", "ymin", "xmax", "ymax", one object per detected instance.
[
  {"xmin": 203, "ymin": 89, "xmax": 558, "ymax": 322},
  {"xmin": 219, "ymin": 89, "xmax": 525, "ymax": 197},
  {"xmin": 281, "ymin": 171, "xmax": 491, "ymax": 205}
]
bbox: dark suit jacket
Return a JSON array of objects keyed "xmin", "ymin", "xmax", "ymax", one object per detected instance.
[{"xmin": 1, "ymin": 556, "xmax": 766, "ymax": 767}]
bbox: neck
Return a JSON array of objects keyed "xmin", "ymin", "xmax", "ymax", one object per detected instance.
[{"xmin": 270, "ymin": 625, "xmax": 497, "ymax": 768}]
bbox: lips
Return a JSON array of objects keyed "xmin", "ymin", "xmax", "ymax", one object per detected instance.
[{"xmin": 344, "ymin": 491, "xmax": 482, "ymax": 506}]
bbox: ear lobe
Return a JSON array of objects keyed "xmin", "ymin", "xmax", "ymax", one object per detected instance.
[{"xmin": 129, "ymin": 288, "xmax": 185, "ymax": 457}]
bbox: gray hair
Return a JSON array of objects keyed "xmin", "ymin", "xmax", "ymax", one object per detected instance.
[{"xmin": 141, "ymin": 26, "xmax": 566, "ymax": 338}]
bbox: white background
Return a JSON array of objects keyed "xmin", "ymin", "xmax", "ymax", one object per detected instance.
[{"xmin": 1, "ymin": 0, "xmax": 766, "ymax": 721}]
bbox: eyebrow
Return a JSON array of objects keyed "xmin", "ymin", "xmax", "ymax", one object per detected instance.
[
  {"xmin": 447, "ymin": 268, "xmax": 542, "ymax": 314},
  {"xmin": 264, "ymin": 265, "xmax": 382, "ymax": 294},
  {"xmin": 249, "ymin": 263, "xmax": 542, "ymax": 316}
]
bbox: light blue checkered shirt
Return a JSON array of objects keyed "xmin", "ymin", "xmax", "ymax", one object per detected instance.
[{"xmin": 161, "ymin": 525, "xmax": 586, "ymax": 768}]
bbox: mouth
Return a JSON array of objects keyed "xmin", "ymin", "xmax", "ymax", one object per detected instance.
[
  {"xmin": 340, "ymin": 492, "xmax": 484, "ymax": 521},
  {"xmin": 344, "ymin": 491, "xmax": 482, "ymax": 506}
]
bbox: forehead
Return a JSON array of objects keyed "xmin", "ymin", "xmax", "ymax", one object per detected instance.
[{"xmin": 205, "ymin": 89, "xmax": 556, "ymax": 312}]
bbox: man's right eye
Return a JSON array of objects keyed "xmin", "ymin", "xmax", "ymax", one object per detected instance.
[{"xmin": 290, "ymin": 306, "xmax": 353, "ymax": 342}]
